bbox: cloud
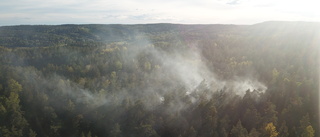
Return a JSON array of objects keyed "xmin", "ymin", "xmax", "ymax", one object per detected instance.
[
  {"xmin": 227, "ymin": 0, "xmax": 241, "ymax": 5},
  {"xmin": 0, "ymin": 0, "xmax": 319, "ymax": 25}
]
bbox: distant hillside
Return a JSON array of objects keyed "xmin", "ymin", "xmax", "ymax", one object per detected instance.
[
  {"xmin": 0, "ymin": 23, "xmax": 237, "ymax": 47},
  {"xmin": 2, "ymin": 21, "xmax": 318, "ymax": 48}
]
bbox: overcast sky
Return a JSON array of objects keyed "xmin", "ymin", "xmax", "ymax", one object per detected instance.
[{"xmin": 1, "ymin": 0, "xmax": 319, "ymax": 26}]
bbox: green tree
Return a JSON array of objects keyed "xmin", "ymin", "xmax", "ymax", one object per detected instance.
[
  {"xmin": 199, "ymin": 104, "xmax": 217, "ymax": 136},
  {"xmin": 0, "ymin": 79, "xmax": 28, "ymax": 137},
  {"xmin": 300, "ymin": 114, "xmax": 311, "ymax": 131},
  {"xmin": 220, "ymin": 128, "xmax": 228, "ymax": 137},
  {"xmin": 230, "ymin": 121, "xmax": 248, "ymax": 137},
  {"xmin": 243, "ymin": 108, "xmax": 261, "ymax": 131},
  {"xmin": 249, "ymin": 128, "xmax": 260, "ymax": 137},
  {"xmin": 6, "ymin": 79, "xmax": 22, "ymax": 94},
  {"xmin": 110, "ymin": 123, "xmax": 122, "ymax": 137},
  {"xmin": 87, "ymin": 131, "xmax": 92, "ymax": 137},
  {"xmin": 299, "ymin": 114, "xmax": 314, "ymax": 137},
  {"xmin": 262, "ymin": 102, "xmax": 278, "ymax": 125},
  {"xmin": 135, "ymin": 124, "xmax": 159, "ymax": 137},
  {"xmin": 110, "ymin": 71, "xmax": 118, "ymax": 91},
  {"xmin": 28, "ymin": 129, "xmax": 37, "ymax": 137},
  {"xmin": 184, "ymin": 126, "xmax": 197, "ymax": 137},
  {"xmin": 81, "ymin": 132, "xmax": 85, "ymax": 137},
  {"xmin": 115, "ymin": 61, "xmax": 123, "ymax": 70},
  {"xmin": 278, "ymin": 122, "xmax": 289, "ymax": 137},
  {"xmin": 301, "ymin": 125, "xmax": 315, "ymax": 137}
]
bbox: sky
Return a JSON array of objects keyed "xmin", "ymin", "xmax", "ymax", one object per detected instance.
[{"xmin": 0, "ymin": 0, "xmax": 319, "ymax": 26}]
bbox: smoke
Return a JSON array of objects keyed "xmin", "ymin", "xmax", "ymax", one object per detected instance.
[
  {"xmin": 226, "ymin": 78, "xmax": 267, "ymax": 97},
  {"xmin": 144, "ymin": 43, "xmax": 265, "ymax": 89},
  {"xmin": 13, "ymin": 37, "xmax": 267, "ymax": 114},
  {"xmin": 98, "ymin": 39, "xmax": 268, "ymax": 111},
  {"xmin": 16, "ymin": 67, "xmax": 108, "ymax": 107}
]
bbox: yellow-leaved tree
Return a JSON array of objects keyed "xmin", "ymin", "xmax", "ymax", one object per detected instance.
[{"xmin": 265, "ymin": 122, "xmax": 278, "ymax": 137}]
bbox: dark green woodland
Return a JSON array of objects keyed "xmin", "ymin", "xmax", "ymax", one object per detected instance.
[{"xmin": 0, "ymin": 21, "xmax": 319, "ymax": 137}]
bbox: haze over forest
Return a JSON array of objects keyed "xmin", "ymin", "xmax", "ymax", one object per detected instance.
[{"xmin": 0, "ymin": 21, "xmax": 319, "ymax": 137}]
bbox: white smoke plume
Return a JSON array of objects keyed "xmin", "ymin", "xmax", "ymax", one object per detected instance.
[{"xmin": 14, "ymin": 38, "xmax": 268, "ymax": 113}]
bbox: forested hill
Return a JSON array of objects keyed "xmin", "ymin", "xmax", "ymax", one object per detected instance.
[
  {"xmin": 0, "ymin": 22, "xmax": 319, "ymax": 137},
  {"xmin": 0, "ymin": 21, "xmax": 319, "ymax": 47},
  {"xmin": 0, "ymin": 23, "xmax": 240, "ymax": 47}
]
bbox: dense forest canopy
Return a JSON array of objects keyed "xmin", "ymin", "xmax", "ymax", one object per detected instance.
[{"xmin": 0, "ymin": 21, "xmax": 319, "ymax": 137}]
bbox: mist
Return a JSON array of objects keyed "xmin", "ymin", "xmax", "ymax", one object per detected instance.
[
  {"xmin": 12, "ymin": 37, "xmax": 268, "ymax": 115},
  {"xmin": 0, "ymin": 23, "xmax": 318, "ymax": 137}
]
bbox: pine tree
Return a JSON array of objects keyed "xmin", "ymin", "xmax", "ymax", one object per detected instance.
[
  {"xmin": 278, "ymin": 122, "xmax": 289, "ymax": 137},
  {"xmin": 230, "ymin": 120, "xmax": 248, "ymax": 137},
  {"xmin": 249, "ymin": 128, "xmax": 260, "ymax": 137},
  {"xmin": 110, "ymin": 123, "xmax": 122, "ymax": 137},
  {"xmin": 28, "ymin": 129, "xmax": 37, "ymax": 137}
]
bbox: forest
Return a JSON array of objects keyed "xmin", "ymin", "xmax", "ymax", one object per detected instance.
[{"xmin": 0, "ymin": 21, "xmax": 319, "ymax": 137}]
